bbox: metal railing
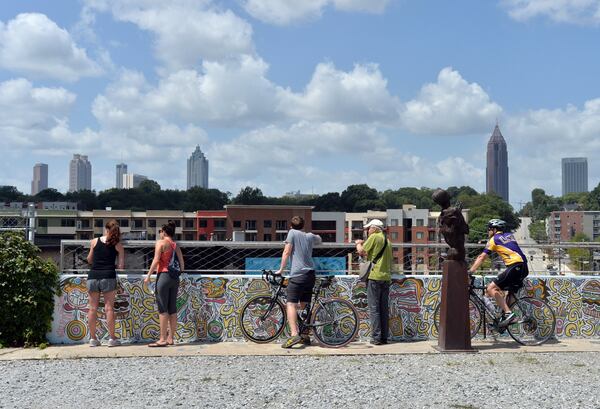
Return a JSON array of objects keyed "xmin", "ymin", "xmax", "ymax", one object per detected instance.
[{"xmin": 59, "ymin": 240, "xmax": 600, "ymax": 276}]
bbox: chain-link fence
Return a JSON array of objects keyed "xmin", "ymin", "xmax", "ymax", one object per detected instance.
[
  {"xmin": 59, "ymin": 240, "xmax": 600, "ymax": 276},
  {"xmin": 0, "ymin": 212, "xmax": 33, "ymax": 241}
]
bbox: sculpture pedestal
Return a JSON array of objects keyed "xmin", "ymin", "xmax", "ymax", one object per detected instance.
[{"xmin": 435, "ymin": 260, "xmax": 476, "ymax": 352}]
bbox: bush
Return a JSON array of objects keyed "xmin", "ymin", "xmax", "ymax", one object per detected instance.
[{"xmin": 0, "ymin": 232, "xmax": 59, "ymax": 347}]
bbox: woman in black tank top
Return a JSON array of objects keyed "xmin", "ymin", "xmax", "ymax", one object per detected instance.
[{"xmin": 86, "ymin": 220, "xmax": 125, "ymax": 347}]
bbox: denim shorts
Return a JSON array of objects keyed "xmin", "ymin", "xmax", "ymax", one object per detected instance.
[{"xmin": 87, "ymin": 278, "xmax": 117, "ymax": 293}]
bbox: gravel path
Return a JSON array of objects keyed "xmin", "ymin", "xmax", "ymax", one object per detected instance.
[{"xmin": 1, "ymin": 353, "xmax": 599, "ymax": 409}]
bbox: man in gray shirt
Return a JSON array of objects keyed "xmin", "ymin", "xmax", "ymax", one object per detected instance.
[{"xmin": 275, "ymin": 216, "xmax": 322, "ymax": 348}]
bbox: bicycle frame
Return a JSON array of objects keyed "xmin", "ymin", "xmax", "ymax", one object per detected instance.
[{"xmin": 469, "ymin": 275, "xmax": 517, "ymax": 338}]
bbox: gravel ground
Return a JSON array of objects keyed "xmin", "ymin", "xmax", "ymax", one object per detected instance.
[{"xmin": 1, "ymin": 353, "xmax": 599, "ymax": 409}]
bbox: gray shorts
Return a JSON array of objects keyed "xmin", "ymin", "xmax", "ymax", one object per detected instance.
[{"xmin": 87, "ymin": 278, "xmax": 117, "ymax": 293}]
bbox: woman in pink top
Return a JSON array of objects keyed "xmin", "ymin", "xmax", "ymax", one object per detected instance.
[{"xmin": 144, "ymin": 221, "xmax": 184, "ymax": 347}]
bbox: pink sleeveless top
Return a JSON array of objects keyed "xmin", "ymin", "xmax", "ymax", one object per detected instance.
[{"xmin": 157, "ymin": 239, "xmax": 176, "ymax": 273}]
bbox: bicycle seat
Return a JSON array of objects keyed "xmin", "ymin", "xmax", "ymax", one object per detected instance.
[{"xmin": 319, "ymin": 276, "xmax": 333, "ymax": 288}]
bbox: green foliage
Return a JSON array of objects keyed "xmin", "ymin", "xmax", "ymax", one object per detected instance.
[
  {"xmin": 568, "ymin": 232, "xmax": 592, "ymax": 271},
  {"xmin": 233, "ymin": 186, "xmax": 267, "ymax": 205},
  {"xmin": 0, "ymin": 232, "xmax": 59, "ymax": 347},
  {"xmin": 460, "ymin": 193, "xmax": 520, "ymax": 243},
  {"xmin": 528, "ymin": 220, "xmax": 548, "ymax": 243}
]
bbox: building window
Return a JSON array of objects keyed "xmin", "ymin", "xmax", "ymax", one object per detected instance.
[
  {"xmin": 245, "ymin": 220, "xmax": 257, "ymax": 230},
  {"xmin": 276, "ymin": 232, "xmax": 287, "ymax": 241},
  {"xmin": 245, "ymin": 232, "xmax": 257, "ymax": 241},
  {"xmin": 199, "ymin": 219, "xmax": 208, "ymax": 228},
  {"xmin": 263, "ymin": 234, "xmax": 272, "ymax": 241},
  {"xmin": 147, "ymin": 234, "xmax": 156, "ymax": 240},
  {"xmin": 390, "ymin": 219, "xmax": 399, "ymax": 226},
  {"xmin": 61, "ymin": 219, "xmax": 75, "ymax": 227},
  {"xmin": 416, "ymin": 219, "xmax": 424, "ymax": 227},
  {"xmin": 264, "ymin": 220, "xmax": 272, "ymax": 228},
  {"xmin": 184, "ymin": 219, "xmax": 195, "ymax": 228},
  {"xmin": 175, "ymin": 234, "xmax": 182, "ymax": 240},
  {"xmin": 199, "ymin": 234, "xmax": 207, "ymax": 241},
  {"xmin": 133, "ymin": 219, "xmax": 143, "ymax": 229},
  {"xmin": 391, "ymin": 232, "xmax": 399, "ymax": 240},
  {"xmin": 351, "ymin": 221, "xmax": 363, "ymax": 230},
  {"xmin": 233, "ymin": 220, "xmax": 241, "ymax": 228},
  {"xmin": 148, "ymin": 220, "xmax": 156, "ymax": 228},
  {"xmin": 312, "ymin": 220, "xmax": 336, "ymax": 230},
  {"xmin": 94, "ymin": 219, "xmax": 103, "ymax": 228},
  {"xmin": 276, "ymin": 220, "xmax": 287, "ymax": 230},
  {"xmin": 320, "ymin": 233, "xmax": 336, "ymax": 242},
  {"xmin": 428, "ymin": 231, "xmax": 436, "ymax": 241},
  {"xmin": 214, "ymin": 219, "xmax": 226, "ymax": 229},
  {"xmin": 428, "ymin": 218, "xmax": 437, "ymax": 228},
  {"xmin": 184, "ymin": 233, "xmax": 194, "ymax": 240},
  {"xmin": 173, "ymin": 220, "xmax": 181, "ymax": 227},
  {"xmin": 415, "ymin": 232, "xmax": 424, "ymax": 240},
  {"xmin": 38, "ymin": 218, "xmax": 48, "ymax": 228},
  {"xmin": 118, "ymin": 219, "xmax": 129, "ymax": 228}
]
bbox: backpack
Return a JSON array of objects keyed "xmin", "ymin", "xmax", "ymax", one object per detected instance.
[{"xmin": 167, "ymin": 242, "xmax": 181, "ymax": 279}]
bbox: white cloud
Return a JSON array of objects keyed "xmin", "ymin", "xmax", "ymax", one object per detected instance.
[
  {"xmin": 0, "ymin": 13, "xmax": 103, "ymax": 82},
  {"xmin": 281, "ymin": 62, "xmax": 401, "ymax": 123},
  {"xmin": 501, "ymin": 0, "xmax": 600, "ymax": 25},
  {"xmin": 84, "ymin": 0, "xmax": 254, "ymax": 69},
  {"xmin": 401, "ymin": 67, "xmax": 503, "ymax": 135},
  {"xmin": 241, "ymin": 0, "xmax": 390, "ymax": 25}
]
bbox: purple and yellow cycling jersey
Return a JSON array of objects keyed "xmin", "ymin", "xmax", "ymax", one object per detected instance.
[{"xmin": 483, "ymin": 232, "xmax": 527, "ymax": 266}]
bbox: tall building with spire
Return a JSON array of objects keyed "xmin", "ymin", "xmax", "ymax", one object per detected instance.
[
  {"xmin": 31, "ymin": 163, "xmax": 48, "ymax": 195},
  {"xmin": 486, "ymin": 124, "xmax": 509, "ymax": 202},
  {"xmin": 69, "ymin": 154, "xmax": 92, "ymax": 192},
  {"xmin": 187, "ymin": 146, "xmax": 209, "ymax": 189},
  {"xmin": 116, "ymin": 163, "xmax": 127, "ymax": 189}
]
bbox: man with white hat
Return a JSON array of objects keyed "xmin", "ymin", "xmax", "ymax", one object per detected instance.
[{"xmin": 355, "ymin": 219, "xmax": 392, "ymax": 345}]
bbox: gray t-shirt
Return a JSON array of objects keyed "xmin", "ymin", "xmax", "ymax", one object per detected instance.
[{"xmin": 285, "ymin": 229, "xmax": 322, "ymax": 276}]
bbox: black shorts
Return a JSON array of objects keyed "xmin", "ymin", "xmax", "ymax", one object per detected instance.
[
  {"xmin": 493, "ymin": 262, "xmax": 529, "ymax": 292},
  {"xmin": 286, "ymin": 271, "xmax": 316, "ymax": 303}
]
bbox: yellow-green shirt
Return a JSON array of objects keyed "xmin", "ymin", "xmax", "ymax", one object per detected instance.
[{"xmin": 363, "ymin": 231, "xmax": 392, "ymax": 282}]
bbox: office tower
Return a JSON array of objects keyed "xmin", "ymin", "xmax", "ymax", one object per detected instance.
[
  {"xmin": 116, "ymin": 163, "xmax": 127, "ymax": 189},
  {"xmin": 31, "ymin": 163, "xmax": 48, "ymax": 195},
  {"xmin": 187, "ymin": 145, "xmax": 209, "ymax": 189},
  {"xmin": 562, "ymin": 157, "xmax": 588, "ymax": 195},
  {"xmin": 69, "ymin": 154, "xmax": 92, "ymax": 192},
  {"xmin": 123, "ymin": 173, "xmax": 148, "ymax": 189},
  {"xmin": 486, "ymin": 124, "xmax": 509, "ymax": 202}
]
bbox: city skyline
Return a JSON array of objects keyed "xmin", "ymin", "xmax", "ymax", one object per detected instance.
[
  {"xmin": 187, "ymin": 145, "xmax": 209, "ymax": 190},
  {"xmin": 31, "ymin": 163, "xmax": 48, "ymax": 195},
  {"xmin": 486, "ymin": 124, "xmax": 509, "ymax": 202},
  {"xmin": 562, "ymin": 157, "xmax": 588, "ymax": 196},
  {"xmin": 1, "ymin": 1, "xmax": 600, "ymax": 208}
]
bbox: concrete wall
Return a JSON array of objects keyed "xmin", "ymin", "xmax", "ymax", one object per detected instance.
[{"xmin": 48, "ymin": 275, "xmax": 600, "ymax": 344}]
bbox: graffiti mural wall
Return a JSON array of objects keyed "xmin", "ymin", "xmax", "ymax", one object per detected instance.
[{"xmin": 48, "ymin": 275, "xmax": 600, "ymax": 344}]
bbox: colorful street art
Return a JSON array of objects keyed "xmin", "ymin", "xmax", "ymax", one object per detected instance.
[{"xmin": 48, "ymin": 275, "xmax": 600, "ymax": 344}]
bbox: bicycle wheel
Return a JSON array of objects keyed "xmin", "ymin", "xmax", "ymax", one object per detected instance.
[
  {"xmin": 507, "ymin": 297, "xmax": 556, "ymax": 346},
  {"xmin": 433, "ymin": 295, "xmax": 482, "ymax": 339},
  {"xmin": 311, "ymin": 298, "xmax": 359, "ymax": 348},
  {"xmin": 239, "ymin": 296, "xmax": 286, "ymax": 343}
]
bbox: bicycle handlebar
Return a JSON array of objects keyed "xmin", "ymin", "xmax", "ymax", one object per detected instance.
[{"xmin": 262, "ymin": 269, "xmax": 285, "ymax": 286}]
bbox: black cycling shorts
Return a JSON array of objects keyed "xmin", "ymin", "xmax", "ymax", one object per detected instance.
[
  {"xmin": 286, "ymin": 271, "xmax": 316, "ymax": 303},
  {"xmin": 493, "ymin": 262, "xmax": 529, "ymax": 292}
]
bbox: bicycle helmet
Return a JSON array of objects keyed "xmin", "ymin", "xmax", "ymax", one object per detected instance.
[{"xmin": 487, "ymin": 219, "xmax": 507, "ymax": 231}]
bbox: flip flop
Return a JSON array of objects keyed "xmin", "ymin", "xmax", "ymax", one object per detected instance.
[
  {"xmin": 281, "ymin": 335, "xmax": 303, "ymax": 349},
  {"xmin": 167, "ymin": 341, "xmax": 174, "ymax": 346},
  {"xmin": 148, "ymin": 341, "xmax": 168, "ymax": 347}
]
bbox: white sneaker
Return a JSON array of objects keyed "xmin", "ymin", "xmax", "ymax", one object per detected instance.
[
  {"xmin": 107, "ymin": 338, "xmax": 121, "ymax": 347},
  {"xmin": 89, "ymin": 338, "xmax": 101, "ymax": 347}
]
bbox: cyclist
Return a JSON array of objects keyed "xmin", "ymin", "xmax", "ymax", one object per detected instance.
[
  {"xmin": 468, "ymin": 219, "xmax": 529, "ymax": 327},
  {"xmin": 275, "ymin": 216, "xmax": 322, "ymax": 348}
]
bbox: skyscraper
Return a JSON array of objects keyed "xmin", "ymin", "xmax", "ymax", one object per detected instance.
[
  {"xmin": 116, "ymin": 163, "xmax": 127, "ymax": 189},
  {"xmin": 486, "ymin": 124, "xmax": 509, "ymax": 202},
  {"xmin": 562, "ymin": 157, "xmax": 588, "ymax": 195},
  {"xmin": 187, "ymin": 145, "xmax": 209, "ymax": 189},
  {"xmin": 31, "ymin": 163, "xmax": 48, "ymax": 195},
  {"xmin": 69, "ymin": 154, "xmax": 92, "ymax": 192}
]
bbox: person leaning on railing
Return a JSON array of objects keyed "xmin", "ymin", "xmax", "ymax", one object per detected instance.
[
  {"xmin": 355, "ymin": 219, "xmax": 392, "ymax": 345},
  {"xmin": 86, "ymin": 219, "xmax": 125, "ymax": 347}
]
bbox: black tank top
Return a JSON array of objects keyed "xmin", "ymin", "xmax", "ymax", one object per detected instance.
[{"xmin": 89, "ymin": 238, "xmax": 118, "ymax": 280}]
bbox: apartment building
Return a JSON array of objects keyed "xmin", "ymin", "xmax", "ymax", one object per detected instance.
[
  {"xmin": 547, "ymin": 211, "xmax": 600, "ymax": 242},
  {"xmin": 224, "ymin": 205, "xmax": 313, "ymax": 242}
]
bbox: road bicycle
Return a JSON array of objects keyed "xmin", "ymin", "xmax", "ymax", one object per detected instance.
[
  {"xmin": 433, "ymin": 274, "xmax": 556, "ymax": 346},
  {"xmin": 239, "ymin": 270, "xmax": 359, "ymax": 348}
]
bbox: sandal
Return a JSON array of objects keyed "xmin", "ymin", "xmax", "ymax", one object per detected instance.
[
  {"xmin": 281, "ymin": 335, "xmax": 303, "ymax": 349},
  {"xmin": 148, "ymin": 341, "xmax": 168, "ymax": 347}
]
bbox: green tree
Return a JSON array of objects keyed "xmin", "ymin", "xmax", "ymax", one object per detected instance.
[
  {"xmin": 528, "ymin": 220, "xmax": 548, "ymax": 243},
  {"xmin": 33, "ymin": 188, "xmax": 65, "ymax": 202},
  {"xmin": 568, "ymin": 232, "xmax": 591, "ymax": 272},
  {"xmin": 138, "ymin": 179, "xmax": 161, "ymax": 194},
  {"xmin": 0, "ymin": 186, "xmax": 25, "ymax": 202},
  {"xmin": 584, "ymin": 182, "xmax": 600, "ymax": 210},
  {"xmin": 312, "ymin": 192, "xmax": 343, "ymax": 211},
  {"xmin": 341, "ymin": 184, "xmax": 383, "ymax": 212},
  {"xmin": 0, "ymin": 232, "xmax": 59, "ymax": 347},
  {"xmin": 233, "ymin": 186, "xmax": 267, "ymax": 205},
  {"xmin": 65, "ymin": 190, "xmax": 99, "ymax": 211},
  {"xmin": 183, "ymin": 187, "xmax": 229, "ymax": 211}
]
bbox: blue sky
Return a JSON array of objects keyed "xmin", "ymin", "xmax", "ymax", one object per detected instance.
[{"xmin": 1, "ymin": 0, "xmax": 599, "ymax": 209}]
